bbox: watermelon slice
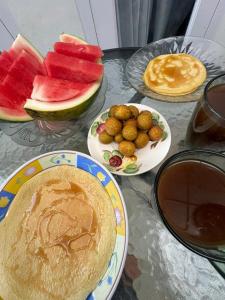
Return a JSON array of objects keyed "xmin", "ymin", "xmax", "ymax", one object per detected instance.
[
  {"xmin": 9, "ymin": 56, "xmax": 36, "ymax": 86},
  {"xmin": 15, "ymin": 50, "xmax": 44, "ymax": 75},
  {"xmin": 0, "ymin": 83, "xmax": 26, "ymax": 108},
  {"xmin": 0, "ymin": 84, "xmax": 16, "ymax": 106},
  {"xmin": 1, "ymin": 51, "xmax": 13, "ymax": 62},
  {"xmin": 9, "ymin": 34, "xmax": 46, "ymax": 74},
  {"xmin": 31, "ymin": 75, "xmax": 92, "ymax": 102},
  {"xmin": 0, "ymin": 36, "xmax": 45, "ymax": 121},
  {"xmin": 0, "ymin": 83, "xmax": 32, "ymax": 121},
  {"xmin": 0, "ymin": 54, "xmax": 13, "ymax": 81},
  {"xmin": 3, "ymin": 74, "xmax": 32, "ymax": 98},
  {"xmin": 9, "ymin": 34, "xmax": 43, "ymax": 64},
  {"xmin": 45, "ymin": 52, "xmax": 103, "ymax": 83},
  {"xmin": 0, "ymin": 78, "xmax": 31, "ymax": 121},
  {"xmin": 0, "ymin": 105, "xmax": 32, "ymax": 121},
  {"xmin": 54, "ymin": 42, "xmax": 103, "ymax": 62},
  {"xmin": 24, "ymin": 34, "xmax": 104, "ymax": 121},
  {"xmin": 25, "ymin": 79, "xmax": 102, "ymax": 120},
  {"xmin": 59, "ymin": 34, "xmax": 87, "ymax": 45}
]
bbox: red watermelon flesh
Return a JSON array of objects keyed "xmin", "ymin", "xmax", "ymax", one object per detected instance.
[
  {"xmin": 0, "ymin": 105, "xmax": 26, "ymax": 117},
  {"xmin": 0, "ymin": 68, "xmax": 7, "ymax": 82},
  {"xmin": 0, "ymin": 86, "xmax": 14, "ymax": 107},
  {"xmin": 45, "ymin": 52, "xmax": 103, "ymax": 83},
  {"xmin": 0, "ymin": 83, "xmax": 24, "ymax": 106},
  {"xmin": 31, "ymin": 75, "xmax": 92, "ymax": 102},
  {"xmin": 0, "ymin": 82, "xmax": 31, "ymax": 121},
  {"xmin": 16, "ymin": 50, "xmax": 44, "ymax": 75},
  {"xmin": 1, "ymin": 51, "xmax": 13, "ymax": 62},
  {"xmin": 0, "ymin": 55, "xmax": 13, "ymax": 81},
  {"xmin": 9, "ymin": 34, "xmax": 45, "ymax": 74},
  {"xmin": 9, "ymin": 55, "xmax": 36, "ymax": 86},
  {"xmin": 54, "ymin": 42, "xmax": 103, "ymax": 62},
  {"xmin": 3, "ymin": 74, "xmax": 32, "ymax": 98}
]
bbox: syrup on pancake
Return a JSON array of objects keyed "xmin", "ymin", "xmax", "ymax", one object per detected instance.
[{"xmin": 143, "ymin": 53, "xmax": 206, "ymax": 96}]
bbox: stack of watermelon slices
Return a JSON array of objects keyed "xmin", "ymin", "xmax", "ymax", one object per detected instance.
[
  {"xmin": 0, "ymin": 35, "xmax": 45, "ymax": 121},
  {"xmin": 0, "ymin": 33, "xmax": 104, "ymax": 121},
  {"xmin": 25, "ymin": 34, "xmax": 104, "ymax": 121}
]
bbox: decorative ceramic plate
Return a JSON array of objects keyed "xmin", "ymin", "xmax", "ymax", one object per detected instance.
[
  {"xmin": 88, "ymin": 104, "xmax": 171, "ymax": 176},
  {"xmin": 0, "ymin": 151, "xmax": 128, "ymax": 300},
  {"xmin": 126, "ymin": 36, "xmax": 225, "ymax": 103}
]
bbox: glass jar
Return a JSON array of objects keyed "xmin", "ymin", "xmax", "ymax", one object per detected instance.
[{"xmin": 186, "ymin": 73, "xmax": 225, "ymax": 148}]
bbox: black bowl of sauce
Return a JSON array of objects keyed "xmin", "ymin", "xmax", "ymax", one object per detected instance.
[{"xmin": 154, "ymin": 150, "xmax": 225, "ymax": 262}]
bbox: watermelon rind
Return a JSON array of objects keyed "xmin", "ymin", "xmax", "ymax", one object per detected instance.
[
  {"xmin": 0, "ymin": 107, "xmax": 32, "ymax": 122},
  {"xmin": 59, "ymin": 33, "xmax": 87, "ymax": 45},
  {"xmin": 24, "ymin": 78, "xmax": 102, "ymax": 121},
  {"xmin": 10, "ymin": 34, "xmax": 44, "ymax": 65}
]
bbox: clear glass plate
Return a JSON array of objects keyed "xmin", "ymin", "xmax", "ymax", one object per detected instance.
[{"xmin": 126, "ymin": 36, "xmax": 225, "ymax": 103}]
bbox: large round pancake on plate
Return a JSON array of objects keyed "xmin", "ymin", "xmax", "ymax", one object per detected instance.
[
  {"xmin": 143, "ymin": 53, "xmax": 207, "ymax": 96},
  {"xmin": 0, "ymin": 165, "xmax": 116, "ymax": 300}
]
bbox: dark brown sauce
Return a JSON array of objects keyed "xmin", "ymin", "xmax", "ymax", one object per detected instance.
[
  {"xmin": 157, "ymin": 160, "xmax": 225, "ymax": 248},
  {"xmin": 187, "ymin": 84, "xmax": 225, "ymax": 146}
]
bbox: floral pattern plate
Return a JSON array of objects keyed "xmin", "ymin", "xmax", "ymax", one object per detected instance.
[
  {"xmin": 0, "ymin": 151, "xmax": 128, "ymax": 300},
  {"xmin": 88, "ymin": 103, "xmax": 171, "ymax": 176}
]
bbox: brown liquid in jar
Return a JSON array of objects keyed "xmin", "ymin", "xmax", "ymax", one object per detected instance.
[
  {"xmin": 157, "ymin": 160, "xmax": 225, "ymax": 248},
  {"xmin": 187, "ymin": 84, "xmax": 225, "ymax": 146}
]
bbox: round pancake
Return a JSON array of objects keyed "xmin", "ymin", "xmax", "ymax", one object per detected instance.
[
  {"xmin": 143, "ymin": 53, "xmax": 207, "ymax": 96},
  {"xmin": 0, "ymin": 165, "xmax": 116, "ymax": 300}
]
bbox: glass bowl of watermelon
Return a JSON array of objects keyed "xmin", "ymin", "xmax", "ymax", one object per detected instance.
[{"xmin": 0, "ymin": 33, "xmax": 106, "ymax": 124}]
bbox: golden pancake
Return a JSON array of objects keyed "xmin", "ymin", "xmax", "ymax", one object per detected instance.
[
  {"xmin": 143, "ymin": 53, "xmax": 207, "ymax": 96},
  {"xmin": 0, "ymin": 165, "xmax": 116, "ymax": 300}
]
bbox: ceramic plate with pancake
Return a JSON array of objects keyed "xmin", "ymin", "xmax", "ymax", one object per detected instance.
[
  {"xmin": 0, "ymin": 151, "xmax": 128, "ymax": 300},
  {"xmin": 126, "ymin": 36, "xmax": 225, "ymax": 102}
]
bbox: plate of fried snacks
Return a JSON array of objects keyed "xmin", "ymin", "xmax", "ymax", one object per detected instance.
[{"xmin": 88, "ymin": 104, "xmax": 171, "ymax": 175}]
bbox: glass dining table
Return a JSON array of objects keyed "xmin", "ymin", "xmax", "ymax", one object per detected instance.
[{"xmin": 0, "ymin": 48, "xmax": 225, "ymax": 300}]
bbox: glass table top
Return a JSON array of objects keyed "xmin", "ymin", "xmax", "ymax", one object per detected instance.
[{"xmin": 0, "ymin": 48, "xmax": 225, "ymax": 300}]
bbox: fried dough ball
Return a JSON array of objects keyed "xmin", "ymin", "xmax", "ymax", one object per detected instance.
[
  {"xmin": 148, "ymin": 125, "xmax": 163, "ymax": 141},
  {"xmin": 105, "ymin": 117, "xmax": 122, "ymax": 136},
  {"xmin": 135, "ymin": 132, "xmax": 149, "ymax": 148},
  {"xmin": 141, "ymin": 110, "xmax": 152, "ymax": 118},
  {"xmin": 129, "ymin": 105, "xmax": 139, "ymax": 118},
  {"xmin": 114, "ymin": 105, "xmax": 131, "ymax": 120},
  {"xmin": 114, "ymin": 133, "xmax": 124, "ymax": 143},
  {"xmin": 138, "ymin": 129, "xmax": 148, "ymax": 134},
  {"xmin": 99, "ymin": 131, "xmax": 114, "ymax": 144},
  {"xmin": 124, "ymin": 118, "xmax": 137, "ymax": 127},
  {"xmin": 119, "ymin": 141, "xmax": 136, "ymax": 157},
  {"xmin": 137, "ymin": 113, "xmax": 152, "ymax": 130},
  {"xmin": 109, "ymin": 105, "xmax": 118, "ymax": 117},
  {"xmin": 122, "ymin": 125, "xmax": 138, "ymax": 141}
]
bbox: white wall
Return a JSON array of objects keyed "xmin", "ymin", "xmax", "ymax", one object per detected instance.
[
  {"xmin": 186, "ymin": 0, "xmax": 225, "ymax": 47},
  {"xmin": 204, "ymin": 0, "xmax": 225, "ymax": 47},
  {"xmin": 76, "ymin": 0, "xmax": 118, "ymax": 49},
  {"xmin": 4, "ymin": 0, "xmax": 85, "ymax": 55}
]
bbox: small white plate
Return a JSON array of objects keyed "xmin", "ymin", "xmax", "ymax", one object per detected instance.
[{"xmin": 88, "ymin": 103, "xmax": 171, "ymax": 176}]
